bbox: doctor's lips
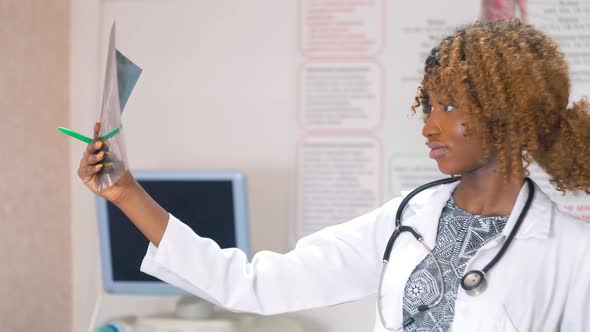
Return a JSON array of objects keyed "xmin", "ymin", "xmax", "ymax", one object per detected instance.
[{"xmin": 426, "ymin": 141, "xmax": 449, "ymax": 159}]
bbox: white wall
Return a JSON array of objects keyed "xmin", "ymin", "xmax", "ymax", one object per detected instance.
[{"xmin": 70, "ymin": 1, "xmax": 375, "ymax": 331}]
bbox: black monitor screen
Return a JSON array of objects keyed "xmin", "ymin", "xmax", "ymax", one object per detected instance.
[{"xmin": 107, "ymin": 179, "xmax": 236, "ymax": 282}]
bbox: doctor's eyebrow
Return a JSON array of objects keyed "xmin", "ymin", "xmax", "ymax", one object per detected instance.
[{"xmin": 436, "ymin": 99, "xmax": 454, "ymax": 106}]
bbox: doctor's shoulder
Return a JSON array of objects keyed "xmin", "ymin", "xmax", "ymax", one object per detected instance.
[
  {"xmin": 552, "ymin": 202, "xmax": 590, "ymax": 242},
  {"xmin": 541, "ymin": 200, "xmax": 590, "ymax": 287},
  {"xmin": 294, "ymin": 182, "xmax": 449, "ymax": 261},
  {"xmin": 548, "ymin": 201, "xmax": 590, "ymax": 323},
  {"xmin": 293, "ymin": 195, "xmax": 403, "ymax": 256},
  {"xmin": 303, "ymin": 195, "xmax": 402, "ymax": 242},
  {"xmin": 551, "ymin": 202, "xmax": 590, "ymax": 257}
]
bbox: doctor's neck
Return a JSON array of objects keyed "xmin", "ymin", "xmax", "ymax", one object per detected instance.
[{"xmin": 452, "ymin": 157, "xmax": 525, "ymax": 217}]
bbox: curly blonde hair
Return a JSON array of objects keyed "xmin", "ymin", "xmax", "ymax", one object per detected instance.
[{"xmin": 412, "ymin": 19, "xmax": 590, "ymax": 193}]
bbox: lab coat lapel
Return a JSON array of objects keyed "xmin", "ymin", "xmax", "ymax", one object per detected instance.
[
  {"xmin": 379, "ymin": 181, "xmax": 459, "ymax": 327},
  {"xmin": 404, "ymin": 181, "xmax": 460, "ymax": 248}
]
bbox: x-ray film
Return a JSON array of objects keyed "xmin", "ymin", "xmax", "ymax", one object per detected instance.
[{"xmin": 97, "ymin": 22, "xmax": 142, "ymax": 191}]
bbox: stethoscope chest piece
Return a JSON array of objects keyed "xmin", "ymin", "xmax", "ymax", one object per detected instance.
[{"xmin": 461, "ymin": 270, "xmax": 487, "ymax": 296}]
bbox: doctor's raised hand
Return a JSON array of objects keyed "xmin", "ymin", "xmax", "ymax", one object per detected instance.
[
  {"xmin": 78, "ymin": 122, "xmax": 169, "ymax": 246},
  {"xmin": 78, "ymin": 122, "xmax": 131, "ymax": 202}
]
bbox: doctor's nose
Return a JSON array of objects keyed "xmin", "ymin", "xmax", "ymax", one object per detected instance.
[{"xmin": 422, "ymin": 112, "xmax": 441, "ymax": 139}]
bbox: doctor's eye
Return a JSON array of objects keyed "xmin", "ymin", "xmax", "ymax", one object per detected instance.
[
  {"xmin": 421, "ymin": 100, "xmax": 432, "ymax": 114},
  {"xmin": 443, "ymin": 105, "xmax": 455, "ymax": 113}
]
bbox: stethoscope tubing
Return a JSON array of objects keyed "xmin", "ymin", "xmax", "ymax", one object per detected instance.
[{"xmin": 481, "ymin": 178, "xmax": 534, "ymax": 273}]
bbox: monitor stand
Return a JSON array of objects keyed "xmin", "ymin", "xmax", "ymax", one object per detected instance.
[{"xmin": 174, "ymin": 296, "xmax": 215, "ymax": 319}]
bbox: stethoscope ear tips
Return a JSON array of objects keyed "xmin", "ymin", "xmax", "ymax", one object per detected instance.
[{"xmin": 461, "ymin": 270, "xmax": 488, "ymax": 296}]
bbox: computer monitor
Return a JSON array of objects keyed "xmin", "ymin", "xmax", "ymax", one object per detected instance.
[{"xmin": 96, "ymin": 170, "xmax": 250, "ymax": 294}]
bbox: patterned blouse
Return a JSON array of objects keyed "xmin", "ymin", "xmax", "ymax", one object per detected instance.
[{"xmin": 402, "ymin": 195, "xmax": 509, "ymax": 332}]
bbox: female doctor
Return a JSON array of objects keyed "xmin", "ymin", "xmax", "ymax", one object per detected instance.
[{"xmin": 79, "ymin": 20, "xmax": 590, "ymax": 331}]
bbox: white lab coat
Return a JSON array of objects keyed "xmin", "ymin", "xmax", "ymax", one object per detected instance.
[{"xmin": 141, "ymin": 180, "xmax": 590, "ymax": 331}]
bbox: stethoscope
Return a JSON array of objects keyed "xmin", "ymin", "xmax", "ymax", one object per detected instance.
[{"xmin": 377, "ymin": 177, "xmax": 534, "ymax": 330}]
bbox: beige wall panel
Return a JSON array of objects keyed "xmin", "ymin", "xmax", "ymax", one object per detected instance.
[{"xmin": 0, "ymin": 0, "xmax": 71, "ymax": 331}]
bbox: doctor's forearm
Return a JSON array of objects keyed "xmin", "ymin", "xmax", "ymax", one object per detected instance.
[{"xmin": 114, "ymin": 181, "xmax": 169, "ymax": 247}]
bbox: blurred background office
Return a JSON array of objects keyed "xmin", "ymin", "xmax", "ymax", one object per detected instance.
[{"xmin": 2, "ymin": 0, "xmax": 589, "ymax": 331}]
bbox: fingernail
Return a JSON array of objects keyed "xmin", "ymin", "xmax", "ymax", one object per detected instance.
[
  {"xmin": 95, "ymin": 141, "xmax": 103, "ymax": 149},
  {"xmin": 96, "ymin": 164, "xmax": 103, "ymax": 170},
  {"xmin": 98, "ymin": 151, "xmax": 104, "ymax": 159}
]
